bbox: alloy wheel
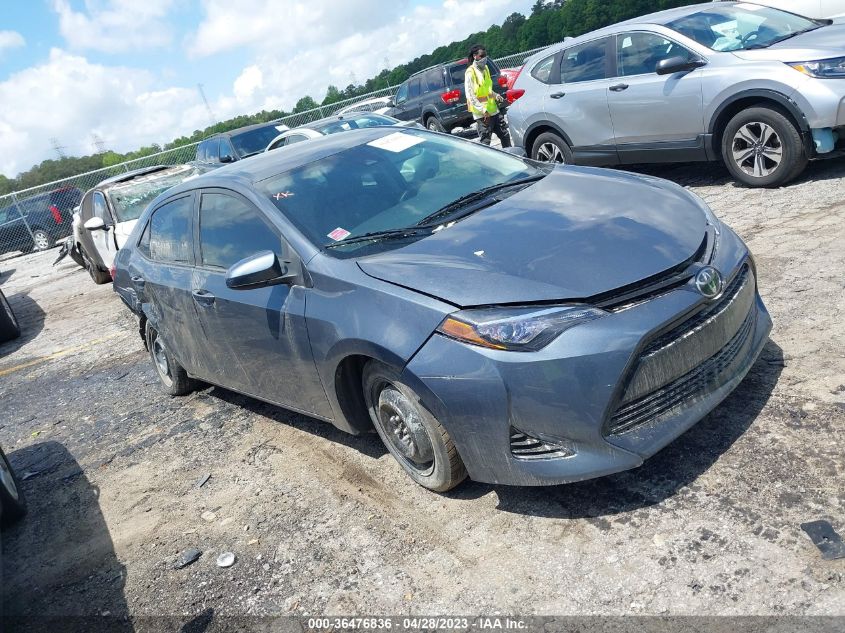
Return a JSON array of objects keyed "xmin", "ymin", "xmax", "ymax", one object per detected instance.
[
  {"xmin": 536, "ymin": 142, "xmax": 566, "ymax": 163},
  {"xmin": 151, "ymin": 333, "xmax": 173, "ymax": 386},
  {"xmin": 731, "ymin": 122, "xmax": 783, "ymax": 178},
  {"xmin": 32, "ymin": 231, "xmax": 50, "ymax": 251}
]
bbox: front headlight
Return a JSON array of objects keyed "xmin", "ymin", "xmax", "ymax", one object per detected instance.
[
  {"xmin": 789, "ymin": 57, "xmax": 845, "ymax": 78},
  {"xmin": 437, "ymin": 305, "xmax": 606, "ymax": 352}
]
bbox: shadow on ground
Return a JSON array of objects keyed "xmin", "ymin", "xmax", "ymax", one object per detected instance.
[
  {"xmin": 0, "ymin": 292, "xmax": 47, "ymax": 357},
  {"xmin": 451, "ymin": 340, "xmax": 784, "ymax": 519},
  {"xmin": 1, "ymin": 441, "xmax": 132, "ymax": 632}
]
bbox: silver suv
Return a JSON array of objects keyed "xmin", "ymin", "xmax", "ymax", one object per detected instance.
[{"xmin": 508, "ymin": 2, "xmax": 845, "ymax": 187}]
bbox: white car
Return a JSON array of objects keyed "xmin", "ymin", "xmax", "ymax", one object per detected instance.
[
  {"xmin": 716, "ymin": 0, "xmax": 845, "ymax": 19},
  {"xmin": 265, "ymin": 113, "xmax": 420, "ymax": 152},
  {"xmin": 74, "ymin": 164, "xmax": 203, "ymax": 284},
  {"xmin": 336, "ymin": 96, "xmax": 395, "ymax": 116}
]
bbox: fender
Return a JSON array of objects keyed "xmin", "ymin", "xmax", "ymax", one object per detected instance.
[
  {"xmin": 523, "ymin": 120, "xmax": 575, "ymax": 151},
  {"xmin": 708, "ymin": 88, "xmax": 813, "ymax": 156}
]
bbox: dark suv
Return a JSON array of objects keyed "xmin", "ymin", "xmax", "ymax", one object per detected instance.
[
  {"xmin": 195, "ymin": 122, "xmax": 290, "ymax": 166},
  {"xmin": 389, "ymin": 58, "xmax": 507, "ymax": 133},
  {"xmin": 0, "ymin": 187, "xmax": 83, "ymax": 256}
]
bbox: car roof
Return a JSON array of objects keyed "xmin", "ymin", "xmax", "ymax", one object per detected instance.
[
  {"xmin": 93, "ymin": 165, "xmax": 171, "ymax": 189},
  {"xmin": 162, "ymin": 127, "xmax": 420, "ymax": 195},
  {"xmin": 208, "ymin": 121, "xmax": 283, "ymax": 140}
]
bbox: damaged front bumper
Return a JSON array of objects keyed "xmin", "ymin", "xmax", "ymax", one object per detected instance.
[{"xmin": 401, "ymin": 231, "xmax": 772, "ymax": 487}]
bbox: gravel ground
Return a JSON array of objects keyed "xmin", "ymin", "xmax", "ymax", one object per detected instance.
[{"xmin": 0, "ymin": 156, "xmax": 843, "ymax": 627}]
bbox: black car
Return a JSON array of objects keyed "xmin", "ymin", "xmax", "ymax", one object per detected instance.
[
  {"xmin": 0, "ymin": 187, "xmax": 83, "ymax": 256},
  {"xmin": 195, "ymin": 122, "xmax": 291, "ymax": 166},
  {"xmin": 389, "ymin": 58, "xmax": 507, "ymax": 133}
]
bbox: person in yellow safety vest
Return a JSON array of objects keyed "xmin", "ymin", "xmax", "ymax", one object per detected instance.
[{"xmin": 465, "ymin": 44, "xmax": 512, "ymax": 148}]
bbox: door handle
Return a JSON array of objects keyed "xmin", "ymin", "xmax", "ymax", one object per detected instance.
[
  {"xmin": 549, "ymin": 92, "xmax": 566, "ymax": 99},
  {"xmin": 609, "ymin": 83, "xmax": 629, "ymax": 92},
  {"xmin": 192, "ymin": 289, "xmax": 215, "ymax": 307}
]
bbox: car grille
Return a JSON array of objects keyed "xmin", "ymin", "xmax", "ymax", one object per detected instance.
[
  {"xmin": 510, "ymin": 428, "xmax": 573, "ymax": 460},
  {"xmin": 607, "ymin": 265, "xmax": 755, "ymax": 436}
]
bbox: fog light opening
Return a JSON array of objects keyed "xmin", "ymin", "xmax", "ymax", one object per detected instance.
[{"xmin": 510, "ymin": 427, "xmax": 574, "ymax": 461}]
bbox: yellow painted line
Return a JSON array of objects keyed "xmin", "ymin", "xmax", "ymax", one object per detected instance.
[{"xmin": 0, "ymin": 333, "xmax": 124, "ymax": 378}]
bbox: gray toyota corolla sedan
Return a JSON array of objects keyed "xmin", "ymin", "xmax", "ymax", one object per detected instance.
[{"xmin": 113, "ymin": 127, "xmax": 772, "ymax": 492}]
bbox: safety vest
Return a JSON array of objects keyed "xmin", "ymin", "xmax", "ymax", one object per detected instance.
[{"xmin": 466, "ymin": 64, "xmax": 498, "ymax": 116}]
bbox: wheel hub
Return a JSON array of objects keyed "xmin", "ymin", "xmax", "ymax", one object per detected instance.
[
  {"xmin": 732, "ymin": 122, "xmax": 782, "ymax": 178},
  {"xmin": 378, "ymin": 392, "xmax": 433, "ymax": 465},
  {"xmin": 152, "ymin": 337, "xmax": 170, "ymax": 378}
]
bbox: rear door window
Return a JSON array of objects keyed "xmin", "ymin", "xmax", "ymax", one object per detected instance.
[
  {"xmin": 561, "ymin": 37, "xmax": 612, "ymax": 83},
  {"xmin": 408, "ymin": 77, "xmax": 422, "ymax": 99},
  {"xmin": 449, "ymin": 62, "xmax": 469, "ymax": 85},
  {"xmin": 199, "ymin": 193, "xmax": 280, "ymax": 270},
  {"xmin": 147, "ymin": 196, "xmax": 194, "ymax": 264}
]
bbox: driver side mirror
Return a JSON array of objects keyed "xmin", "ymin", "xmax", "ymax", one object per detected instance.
[
  {"xmin": 84, "ymin": 217, "xmax": 109, "ymax": 231},
  {"xmin": 656, "ymin": 56, "xmax": 706, "ymax": 76},
  {"xmin": 226, "ymin": 250, "xmax": 299, "ymax": 289}
]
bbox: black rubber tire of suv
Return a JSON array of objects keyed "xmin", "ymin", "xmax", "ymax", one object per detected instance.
[
  {"xmin": 425, "ymin": 116, "xmax": 445, "ymax": 133},
  {"xmin": 721, "ymin": 106, "xmax": 807, "ymax": 188},
  {"xmin": 0, "ymin": 289, "xmax": 21, "ymax": 344},
  {"xmin": 531, "ymin": 132, "xmax": 573, "ymax": 164}
]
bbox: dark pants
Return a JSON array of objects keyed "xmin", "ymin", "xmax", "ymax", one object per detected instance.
[{"xmin": 478, "ymin": 112, "xmax": 512, "ymax": 148}]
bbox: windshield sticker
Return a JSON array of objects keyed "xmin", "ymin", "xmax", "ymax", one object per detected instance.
[
  {"xmin": 367, "ymin": 132, "xmax": 425, "ymax": 153},
  {"xmin": 273, "ymin": 191, "xmax": 295, "ymax": 200},
  {"xmin": 327, "ymin": 227, "xmax": 351, "ymax": 241}
]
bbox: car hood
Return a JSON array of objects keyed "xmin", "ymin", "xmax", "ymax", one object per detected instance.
[
  {"xmin": 357, "ymin": 167, "xmax": 708, "ymax": 307},
  {"xmin": 731, "ymin": 23, "xmax": 845, "ymax": 62}
]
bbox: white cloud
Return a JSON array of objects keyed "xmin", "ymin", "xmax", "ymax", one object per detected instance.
[
  {"xmin": 190, "ymin": 0, "xmax": 534, "ymax": 114},
  {"xmin": 0, "ymin": 49, "xmax": 211, "ymax": 177},
  {"xmin": 52, "ymin": 0, "xmax": 177, "ymax": 52},
  {"xmin": 0, "ymin": 30, "xmax": 25, "ymax": 57}
]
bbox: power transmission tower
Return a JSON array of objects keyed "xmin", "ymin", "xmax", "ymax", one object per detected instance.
[
  {"xmin": 50, "ymin": 137, "xmax": 68, "ymax": 159},
  {"xmin": 197, "ymin": 83, "xmax": 217, "ymax": 127},
  {"xmin": 92, "ymin": 133, "xmax": 107, "ymax": 154}
]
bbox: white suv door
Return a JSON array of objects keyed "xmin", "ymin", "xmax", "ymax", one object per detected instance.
[
  {"xmin": 608, "ymin": 31, "xmax": 706, "ymax": 163},
  {"xmin": 86, "ymin": 191, "xmax": 119, "ymax": 269}
]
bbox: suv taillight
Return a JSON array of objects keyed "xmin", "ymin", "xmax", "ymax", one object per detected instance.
[
  {"xmin": 441, "ymin": 89, "xmax": 461, "ymax": 104},
  {"xmin": 506, "ymin": 89, "xmax": 525, "ymax": 104},
  {"xmin": 49, "ymin": 205, "xmax": 62, "ymax": 224},
  {"xmin": 497, "ymin": 76, "xmax": 508, "ymax": 88}
]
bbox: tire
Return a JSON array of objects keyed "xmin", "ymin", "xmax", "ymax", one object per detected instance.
[
  {"xmin": 31, "ymin": 229, "xmax": 52, "ymax": 252},
  {"xmin": 425, "ymin": 116, "xmax": 445, "ymax": 133},
  {"xmin": 69, "ymin": 243, "xmax": 86, "ymax": 268},
  {"xmin": 0, "ymin": 289, "xmax": 21, "ymax": 344},
  {"xmin": 531, "ymin": 131, "xmax": 573, "ymax": 164},
  {"xmin": 145, "ymin": 323, "xmax": 197, "ymax": 396},
  {"xmin": 0, "ymin": 447, "xmax": 27, "ymax": 528},
  {"xmin": 362, "ymin": 361, "xmax": 467, "ymax": 492},
  {"xmin": 81, "ymin": 247, "xmax": 111, "ymax": 285},
  {"xmin": 721, "ymin": 106, "xmax": 807, "ymax": 188}
]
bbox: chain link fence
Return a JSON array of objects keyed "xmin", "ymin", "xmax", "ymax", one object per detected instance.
[{"xmin": 0, "ymin": 43, "xmax": 554, "ymax": 261}]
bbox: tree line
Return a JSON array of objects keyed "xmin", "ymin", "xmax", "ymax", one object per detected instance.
[{"xmin": 1, "ymin": 0, "xmax": 698, "ymax": 196}]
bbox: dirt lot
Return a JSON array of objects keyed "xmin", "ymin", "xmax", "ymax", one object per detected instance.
[{"xmin": 1, "ymin": 157, "xmax": 843, "ymax": 627}]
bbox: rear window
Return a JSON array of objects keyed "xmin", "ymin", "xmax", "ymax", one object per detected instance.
[{"xmin": 230, "ymin": 125, "xmax": 288, "ymax": 158}]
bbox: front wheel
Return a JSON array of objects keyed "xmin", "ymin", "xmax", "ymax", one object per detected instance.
[
  {"xmin": 531, "ymin": 131, "xmax": 573, "ymax": 164},
  {"xmin": 722, "ymin": 106, "xmax": 807, "ymax": 188},
  {"xmin": 363, "ymin": 361, "xmax": 467, "ymax": 492},
  {"xmin": 0, "ymin": 447, "xmax": 27, "ymax": 528},
  {"xmin": 82, "ymin": 248, "xmax": 111, "ymax": 285}
]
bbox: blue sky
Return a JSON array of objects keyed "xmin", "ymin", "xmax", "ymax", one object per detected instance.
[{"xmin": 0, "ymin": 0, "xmax": 534, "ymax": 177}]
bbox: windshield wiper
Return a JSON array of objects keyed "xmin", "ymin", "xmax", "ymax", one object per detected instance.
[
  {"xmin": 324, "ymin": 227, "xmax": 433, "ymax": 249},
  {"xmin": 415, "ymin": 174, "xmax": 546, "ymax": 228},
  {"xmin": 746, "ymin": 25, "xmax": 822, "ymax": 49}
]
